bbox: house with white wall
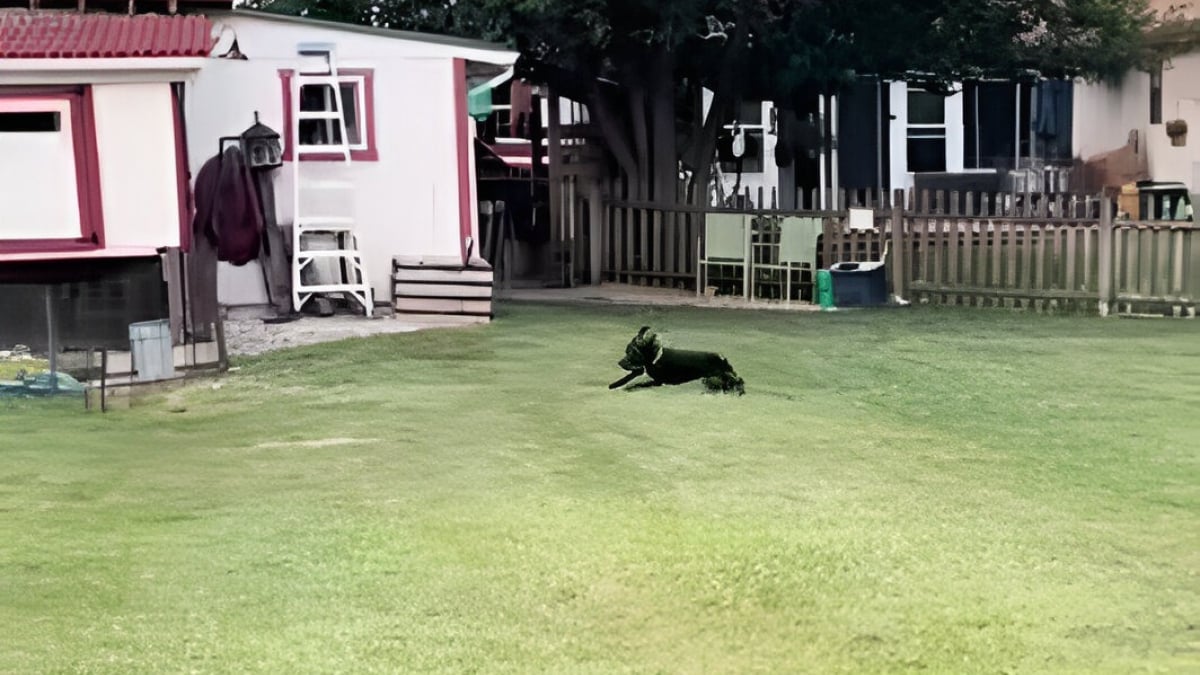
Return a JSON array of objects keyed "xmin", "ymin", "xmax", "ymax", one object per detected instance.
[
  {"xmin": 0, "ymin": 6, "xmax": 212, "ymax": 361},
  {"xmin": 716, "ymin": 76, "xmax": 1075, "ymax": 210},
  {"xmin": 192, "ymin": 9, "xmax": 517, "ymax": 313},
  {"xmin": 1068, "ymin": 1, "xmax": 1200, "ymax": 194},
  {"xmin": 1, "ymin": 3, "xmax": 518, "ymax": 372}
]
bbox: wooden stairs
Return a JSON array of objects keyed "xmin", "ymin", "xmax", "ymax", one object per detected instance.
[{"xmin": 392, "ymin": 255, "xmax": 493, "ymax": 322}]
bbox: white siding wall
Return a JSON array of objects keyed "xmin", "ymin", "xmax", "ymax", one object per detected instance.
[
  {"xmin": 1074, "ymin": 57, "xmax": 1200, "ymax": 191},
  {"xmin": 91, "ymin": 82, "xmax": 180, "ymax": 248},
  {"xmin": 1072, "ymin": 71, "xmax": 1150, "ymax": 162},
  {"xmin": 1149, "ymin": 52, "xmax": 1200, "ymax": 189},
  {"xmin": 188, "ymin": 15, "xmax": 513, "ymax": 306},
  {"xmin": 888, "ymin": 82, "xmax": 964, "ymax": 192}
]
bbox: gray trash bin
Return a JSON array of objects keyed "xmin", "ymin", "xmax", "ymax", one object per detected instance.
[{"xmin": 129, "ymin": 319, "xmax": 175, "ymax": 381}]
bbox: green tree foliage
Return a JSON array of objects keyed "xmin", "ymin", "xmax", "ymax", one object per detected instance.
[{"xmin": 244, "ymin": 0, "xmax": 1162, "ymax": 203}]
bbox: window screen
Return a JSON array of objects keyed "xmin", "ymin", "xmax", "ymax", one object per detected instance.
[{"xmin": 298, "ymin": 82, "xmax": 362, "ymax": 147}]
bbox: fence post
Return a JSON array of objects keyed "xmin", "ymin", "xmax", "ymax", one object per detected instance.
[
  {"xmin": 1098, "ymin": 199, "xmax": 1114, "ymax": 317},
  {"xmin": 589, "ymin": 180, "xmax": 604, "ymax": 285},
  {"xmin": 891, "ymin": 189, "xmax": 906, "ymax": 301}
]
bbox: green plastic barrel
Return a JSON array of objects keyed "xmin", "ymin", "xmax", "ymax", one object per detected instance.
[{"xmin": 816, "ymin": 269, "xmax": 835, "ymax": 309}]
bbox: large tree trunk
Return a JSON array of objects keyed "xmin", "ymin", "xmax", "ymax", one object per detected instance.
[
  {"xmin": 588, "ymin": 83, "xmax": 639, "ymax": 193},
  {"xmin": 649, "ymin": 47, "xmax": 678, "ymax": 205},
  {"xmin": 628, "ymin": 83, "xmax": 651, "ymax": 201},
  {"xmin": 687, "ymin": 22, "xmax": 749, "ymax": 207}
]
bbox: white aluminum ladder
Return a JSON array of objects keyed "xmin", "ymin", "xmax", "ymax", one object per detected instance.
[{"xmin": 289, "ymin": 42, "xmax": 373, "ymax": 317}]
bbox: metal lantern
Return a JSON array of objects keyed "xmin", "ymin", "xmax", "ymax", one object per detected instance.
[{"xmin": 240, "ymin": 111, "xmax": 283, "ymax": 169}]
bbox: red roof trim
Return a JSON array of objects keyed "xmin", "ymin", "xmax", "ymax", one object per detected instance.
[
  {"xmin": 0, "ymin": 86, "xmax": 105, "ymax": 254},
  {"xmin": 0, "ymin": 12, "xmax": 214, "ymax": 59}
]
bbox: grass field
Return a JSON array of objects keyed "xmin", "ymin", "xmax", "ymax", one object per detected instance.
[{"xmin": 2, "ymin": 302, "xmax": 1198, "ymax": 673}]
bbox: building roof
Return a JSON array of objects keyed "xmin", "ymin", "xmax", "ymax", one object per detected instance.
[
  {"xmin": 224, "ymin": 8, "xmax": 516, "ymax": 58},
  {"xmin": 0, "ymin": 10, "xmax": 214, "ymax": 58}
]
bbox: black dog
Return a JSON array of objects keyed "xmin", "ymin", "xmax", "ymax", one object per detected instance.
[{"xmin": 608, "ymin": 326, "xmax": 745, "ymax": 395}]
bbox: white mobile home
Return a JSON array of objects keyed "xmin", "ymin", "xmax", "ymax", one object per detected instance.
[
  {"xmin": 1, "ymin": 3, "xmax": 517, "ymax": 368},
  {"xmin": 190, "ymin": 9, "xmax": 517, "ymax": 312},
  {"xmin": 0, "ymin": 7, "xmax": 211, "ymax": 358}
]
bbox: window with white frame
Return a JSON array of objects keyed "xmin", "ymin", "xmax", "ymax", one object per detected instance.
[
  {"xmin": 280, "ymin": 69, "xmax": 377, "ymax": 161},
  {"xmin": 298, "ymin": 78, "xmax": 365, "ymax": 148},
  {"xmin": 906, "ymin": 88, "xmax": 946, "ymax": 172}
]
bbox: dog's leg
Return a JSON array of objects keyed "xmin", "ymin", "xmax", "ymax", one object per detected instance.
[
  {"xmin": 608, "ymin": 369, "xmax": 644, "ymax": 389},
  {"xmin": 625, "ymin": 380, "xmax": 664, "ymax": 390}
]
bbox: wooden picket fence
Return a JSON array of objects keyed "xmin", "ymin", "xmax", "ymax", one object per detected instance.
[
  {"xmin": 721, "ymin": 185, "xmax": 1104, "ymax": 219},
  {"xmin": 600, "ymin": 192, "xmax": 1200, "ymax": 316}
]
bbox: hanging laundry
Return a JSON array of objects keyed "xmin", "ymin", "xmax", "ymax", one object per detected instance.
[{"xmin": 192, "ymin": 146, "xmax": 263, "ymax": 266}]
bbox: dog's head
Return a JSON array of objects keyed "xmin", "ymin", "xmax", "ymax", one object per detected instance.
[{"xmin": 618, "ymin": 326, "xmax": 661, "ymax": 371}]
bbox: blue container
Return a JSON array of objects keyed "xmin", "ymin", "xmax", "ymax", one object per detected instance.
[{"xmin": 829, "ymin": 261, "xmax": 887, "ymax": 307}]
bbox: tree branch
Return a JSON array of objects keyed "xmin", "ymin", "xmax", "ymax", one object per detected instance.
[{"xmin": 588, "ymin": 84, "xmax": 640, "ymax": 191}]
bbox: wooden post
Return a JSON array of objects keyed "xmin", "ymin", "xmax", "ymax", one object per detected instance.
[
  {"xmin": 215, "ymin": 312, "xmax": 229, "ymax": 372},
  {"xmin": 743, "ymin": 212, "xmax": 752, "ymax": 300},
  {"xmin": 546, "ymin": 92, "xmax": 565, "ymax": 286},
  {"xmin": 1098, "ymin": 199, "xmax": 1114, "ymax": 316},
  {"xmin": 891, "ymin": 189, "xmax": 905, "ymax": 301},
  {"xmin": 651, "ymin": 208, "xmax": 663, "ymax": 286},
  {"xmin": 589, "ymin": 180, "xmax": 604, "ymax": 285},
  {"xmin": 163, "ymin": 248, "xmax": 184, "ymax": 345},
  {"xmin": 628, "ymin": 207, "xmax": 639, "ymax": 281},
  {"xmin": 45, "ymin": 285, "xmax": 58, "ymax": 391}
]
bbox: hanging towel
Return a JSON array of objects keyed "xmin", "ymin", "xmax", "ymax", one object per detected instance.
[{"xmin": 192, "ymin": 146, "xmax": 263, "ymax": 266}]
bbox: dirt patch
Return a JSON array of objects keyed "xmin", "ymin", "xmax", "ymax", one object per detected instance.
[{"xmin": 253, "ymin": 438, "xmax": 380, "ymax": 449}]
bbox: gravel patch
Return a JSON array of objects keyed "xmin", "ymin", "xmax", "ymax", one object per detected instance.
[
  {"xmin": 223, "ymin": 309, "xmax": 482, "ymax": 357},
  {"xmin": 222, "ymin": 283, "xmax": 815, "ymax": 357}
]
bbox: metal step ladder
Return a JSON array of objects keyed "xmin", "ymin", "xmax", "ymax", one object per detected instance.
[{"xmin": 289, "ymin": 42, "xmax": 373, "ymax": 317}]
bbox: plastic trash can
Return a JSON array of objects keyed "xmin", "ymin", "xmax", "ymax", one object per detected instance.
[
  {"xmin": 829, "ymin": 261, "xmax": 887, "ymax": 307},
  {"xmin": 816, "ymin": 269, "xmax": 835, "ymax": 309},
  {"xmin": 129, "ymin": 319, "xmax": 175, "ymax": 381}
]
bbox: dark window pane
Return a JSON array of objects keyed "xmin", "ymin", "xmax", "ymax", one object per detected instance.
[
  {"xmin": 908, "ymin": 90, "xmax": 944, "ymax": 125},
  {"xmin": 738, "ymin": 100, "xmax": 763, "ymax": 125},
  {"xmin": 299, "ymin": 120, "xmax": 343, "ymax": 145},
  {"xmin": 299, "ymin": 84, "xmax": 337, "ymax": 112},
  {"xmin": 0, "ymin": 111, "xmax": 60, "ymax": 133},
  {"xmin": 722, "ymin": 100, "xmax": 764, "ymax": 125},
  {"xmin": 296, "ymin": 81, "xmax": 362, "ymax": 147},
  {"xmin": 1150, "ymin": 63, "xmax": 1163, "ymax": 124},
  {"xmin": 907, "ymin": 137, "xmax": 946, "ymax": 172},
  {"xmin": 719, "ymin": 130, "xmax": 764, "ymax": 173},
  {"xmin": 339, "ymin": 83, "xmax": 361, "ymax": 145}
]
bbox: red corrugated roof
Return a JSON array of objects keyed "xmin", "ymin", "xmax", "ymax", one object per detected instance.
[{"xmin": 0, "ymin": 11, "xmax": 214, "ymax": 58}]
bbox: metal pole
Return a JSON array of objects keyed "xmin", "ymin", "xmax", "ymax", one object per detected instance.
[
  {"xmin": 876, "ymin": 79, "xmax": 884, "ymax": 200},
  {"xmin": 818, "ymin": 96, "xmax": 827, "ymax": 210},
  {"xmin": 1097, "ymin": 198, "xmax": 1114, "ymax": 317},
  {"xmin": 1014, "ymin": 83, "xmax": 1021, "ymax": 171},
  {"xmin": 891, "ymin": 189, "xmax": 906, "ymax": 301},
  {"xmin": 974, "ymin": 85, "xmax": 980, "ymax": 169},
  {"xmin": 831, "ymin": 94, "xmax": 840, "ymax": 210},
  {"xmin": 45, "ymin": 285, "xmax": 58, "ymax": 392}
]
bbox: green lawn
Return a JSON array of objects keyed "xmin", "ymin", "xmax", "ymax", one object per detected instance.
[{"xmin": 2, "ymin": 302, "xmax": 1198, "ymax": 673}]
